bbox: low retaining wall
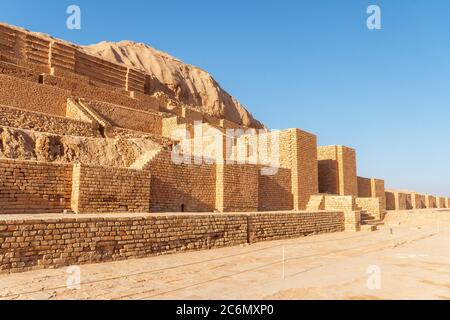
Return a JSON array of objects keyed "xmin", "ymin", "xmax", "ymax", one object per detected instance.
[
  {"xmin": 0, "ymin": 211, "xmax": 344, "ymax": 274},
  {"xmin": 248, "ymin": 211, "xmax": 345, "ymax": 243}
]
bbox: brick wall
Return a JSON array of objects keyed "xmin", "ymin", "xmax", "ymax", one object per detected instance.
[
  {"xmin": 322, "ymin": 195, "xmax": 361, "ymax": 231},
  {"xmin": 0, "ymin": 213, "xmax": 248, "ymax": 273},
  {"xmin": 436, "ymin": 197, "xmax": 446, "ymax": 208},
  {"xmin": 357, "ymin": 177, "xmax": 386, "ymax": 213},
  {"xmin": 0, "ymin": 104, "xmax": 99, "ymax": 137},
  {"xmin": 216, "ymin": 164, "xmax": 259, "ymax": 212},
  {"xmin": 81, "ymin": 99, "xmax": 163, "ymax": 135},
  {"xmin": 40, "ymin": 74, "xmax": 156, "ymax": 113},
  {"xmin": 0, "ymin": 61, "xmax": 40, "ymax": 82},
  {"xmin": 340, "ymin": 146, "xmax": 358, "ymax": 196},
  {"xmin": 285, "ymin": 129, "xmax": 318, "ymax": 210},
  {"xmin": 356, "ymin": 197, "xmax": 384, "ymax": 220},
  {"xmin": 425, "ymin": 196, "xmax": 437, "ymax": 208},
  {"xmin": 318, "ymin": 146, "xmax": 357, "ymax": 196},
  {"xmin": 71, "ymin": 164, "xmax": 151, "ymax": 214},
  {"xmin": 385, "ymin": 191, "xmax": 413, "ymax": 211},
  {"xmin": 385, "ymin": 191, "xmax": 396, "ymax": 210},
  {"xmin": 0, "ymin": 159, "xmax": 72, "ymax": 214},
  {"xmin": 147, "ymin": 150, "xmax": 217, "ymax": 212},
  {"xmin": 258, "ymin": 168, "xmax": 293, "ymax": 211},
  {"xmin": 318, "ymin": 146, "xmax": 340, "ymax": 195},
  {"xmin": 0, "ymin": 74, "xmax": 70, "ymax": 117},
  {"xmin": 0, "ymin": 210, "xmax": 350, "ymax": 274},
  {"xmin": 357, "ymin": 177, "xmax": 372, "ymax": 197},
  {"xmin": 75, "ymin": 51, "xmax": 127, "ymax": 89},
  {"xmin": 248, "ymin": 211, "xmax": 344, "ymax": 243},
  {"xmin": 411, "ymin": 193, "xmax": 426, "ymax": 209}
]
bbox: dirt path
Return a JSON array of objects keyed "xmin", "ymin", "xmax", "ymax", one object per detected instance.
[{"xmin": 0, "ymin": 209, "xmax": 449, "ymax": 300}]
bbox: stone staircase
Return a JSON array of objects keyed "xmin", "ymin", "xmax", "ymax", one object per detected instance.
[
  {"xmin": 306, "ymin": 195, "xmax": 325, "ymax": 211},
  {"xmin": 359, "ymin": 211, "xmax": 384, "ymax": 232},
  {"xmin": 129, "ymin": 148, "xmax": 162, "ymax": 170},
  {"xmin": 306, "ymin": 195, "xmax": 383, "ymax": 232}
]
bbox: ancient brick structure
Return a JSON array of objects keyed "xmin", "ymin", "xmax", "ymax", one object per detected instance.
[
  {"xmin": 318, "ymin": 145, "xmax": 357, "ymax": 197},
  {"xmin": 0, "ymin": 211, "xmax": 344, "ymax": 274},
  {"xmin": 356, "ymin": 177, "xmax": 386, "ymax": 219},
  {"xmin": 425, "ymin": 195, "xmax": 438, "ymax": 209},
  {"xmin": 385, "ymin": 190, "xmax": 413, "ymax": 211},
  {"xmin": 0, "ymin": 23, "xmax": 448, "ymax": 273},
  {"xmin": 411, "ymin": 193, "xmax": 427, "ymax": 209}
]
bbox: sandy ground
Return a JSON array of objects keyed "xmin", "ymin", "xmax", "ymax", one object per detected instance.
[{"xmin": 0, "ymin": 209, "xmax": 449, "ymax": 300}]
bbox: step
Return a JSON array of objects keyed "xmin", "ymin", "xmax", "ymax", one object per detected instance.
[{"xmin": 361, "ymin": 225, "xmax": 377, "ymax": 232}]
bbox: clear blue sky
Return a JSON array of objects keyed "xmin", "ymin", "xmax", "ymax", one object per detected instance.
[{"xmin": 1, "ymin": 0, "xmax": 449, "ymax": 195}]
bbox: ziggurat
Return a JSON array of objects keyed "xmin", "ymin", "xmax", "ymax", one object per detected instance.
[{"xmin": 0, "ymin": 23, "xmax": 448, "ymax": 274}]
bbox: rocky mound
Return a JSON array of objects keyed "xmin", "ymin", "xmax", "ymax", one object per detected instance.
[{"xmin": 84, "ymin": 41, "xmax": 263, "ymax": 129}]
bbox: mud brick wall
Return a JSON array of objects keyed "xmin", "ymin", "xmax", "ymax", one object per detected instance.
[
  {"xmin": 129, "ymin": 91, "xmax": 160, "ymax": 111},
  {"xmin": 0, "ymin": 25, "xmax": 49, "ymax": 74},
  {"xmin": 49, "ymin": 42, "xmax": 76, "ymax": 73},
  {"xmin": 181, "ymin": 107, "xmax": 204, "ymax": 123},
  {"xmin": 319, "ymin": 195, "xmax": 360, "ymax": 231},
  {"xmin": 258, "ymin": 168, "xmax": 293, "ymax": 211},
  {"xmin": 425, "ymin": 195, "xmax": 437, "ymax": 208},
  {"xmin": 357, "ymin": 177, "xmax": 372, "ymax": 197},
  {"xmin": 318, "ymin": 146, "xmax": 357, "ymax": 197},
  {"xmin": 400, "ymin": 192, "xmax": 413, "ymax": 210},
  {"xmin": 0, "ymin": 23, "xmax": 152, "ymax": 100},
  {"xmin": 0, "ymin": 74, "xmax": 70, "ymax": 116},
  {"xmin": 84, "ymin": 100, "xmax": 162, "ymax": 135},
  {"xmin": 216, "ymin": 164, "xmax": 259, "ymax": 212},
  {"xmin": 385, "ymin": 191, "xmax": 413, "ymax": 211},
  {"xmin": 323, "ymin": 195, "xmax": 357, "ymax": 212},
  {"xmin": 0, "ymin": 210, "xmax": 351, "ymax": 274},
  {"xmin": 126, "ymin": 68, "xmax": 146, "ymax": 93},
  {"xmin": 339, "ymin": 146, "xmax": 357, "ymax": 196},
  {"xmin": 0, "ymin": 104, "xmax": 99, "ymax": 137},
  {"xmin": 0, "ymin": 213, "xmax": 249, "ymax": 274},
  {"xmin": 220, "ymin": 119, "xmax": 241, "ymax": 129},
  {"xmin": 0, "ymin": 159, "xmax": 72, "ymax": 214},
  {"xmin": 71, "ymin": 164, "xmax": 151, "ymax": 214},
  {"xmin": 318, "ymin": 146, "xmax": 340, "ymax": 195},
  {"xmin": 356, "ymin": 197, "xmax": 384, "ymax": 220},
  {"xmin": 248, "ymin": 211, "xmax": 344, "ymax": 243},
  {"xmin": 204, "ymin": 114, "xmax": 222, "ymax": 127},
  {"xmin": 436, "ymin": 197, "xmax": 446, "ymax": 208},
  {"xmin": 371, "ymin": 179, "xmax": 385, "ymax": 198},
  {"xmin": 147, "ymin": 150, "xmax": 217, "ymax": 212},
  {"xmin": 233, "ymin": 129, "xmax": 318, "ymax": 211},
  {"xmin": 344, "ymin": 211, "xmax": 361, "ymax": 232},
  {"xmin": 25, "ymin": 34, "xmax": 50, "ymax": 67},
  {"xmin": 40, "ymin": 74, "xmax": 156, "ymax": 113},
  {"xmin": 385, "ymin": 191, "xmax": 396, "ymax": 210},
  {"xmin": 0, "ymin": 24, "xmax": 17, "ymax": 57},
  {"xmin": 0, "ymin": 61, "xmax": 40, "ymax": 82},
  {"xmin": 75, "ymin": 51, "xmax": 127, "ymax": 89},
  {"xmin": 411, "ymin": 193, "xmax": 426, "ymax": 209},
  {"xmin": 291, "ymin": 129, "xmax": 319, "ymax": 210},
  {"xmin": 357, "ymin": 177, "xmax": 386, "ymax": 212}
]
